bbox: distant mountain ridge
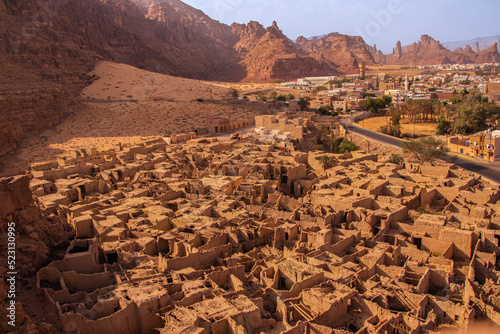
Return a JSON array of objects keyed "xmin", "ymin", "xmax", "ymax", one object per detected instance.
[
  {"xmin": 369, "ymin": 35, "xmax": 499, "ymax": 66},
  {"xmin": 443, "ymin": 36, "xmax": 500, "ymax": 52}
]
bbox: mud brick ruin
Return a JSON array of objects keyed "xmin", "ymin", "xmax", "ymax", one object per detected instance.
[{"xmin": 3, "ymin": 126, "xmax": 500, "ymax": 334}]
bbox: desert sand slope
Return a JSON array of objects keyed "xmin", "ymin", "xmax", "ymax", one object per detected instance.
[{"xmin": 3, "ymin": 62, "xmax": 262, "ymax": 175}]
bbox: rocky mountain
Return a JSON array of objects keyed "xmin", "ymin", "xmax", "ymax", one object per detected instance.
[
  {"xmin": 296, "ymin": 33, "xmax": 376, "ymax": 73},
  {"xmin": 475, "ymin": 43, "xmax": 500, "ymax": 64},
  {"xmin": 373, "ymin": 35, "xmax": 499, "ymax": 66},
  {"xmin": 443, "ymin": 35, "xmax": 500, "ymax": 52},
  {"xmin": 232, "ymin": 21, "xmax": 338, "ymax": 82}
]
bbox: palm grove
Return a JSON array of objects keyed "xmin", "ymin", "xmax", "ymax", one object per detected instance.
[
  {"xmin": 370, "ymin": 89, "xmax": 500, "ymax": 165},
  {"xmin": 381, "ymin": 89, "xmax": 500, "ymax": 137}
]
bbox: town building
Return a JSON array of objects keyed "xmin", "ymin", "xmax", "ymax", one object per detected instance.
[{"xmin": 449, "ymin": 130, "xmax": 500, "ymax": 161}]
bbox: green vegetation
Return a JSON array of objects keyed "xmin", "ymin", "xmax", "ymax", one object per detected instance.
[
  {"xmin": 317, "ymin": 124, "xmax": 358, "ymax": 154},
  {"xmin": 335, "ymin": 138, "xmax": 358, "ymax": 153},
  {"xmin": 453, "ymin": 89, "xmax": 500, "ymax": 134},
  {"xmin": 365, "ymin": 95, "xmax": 392, "ymax": 113},
  {"xmin": 318, "ymin": 105, "xmax": 339, "ymax": 117},
  {"xmin": 298, "ymin": 98, "xmax": 310, "ymax": 111},
  {"xmin": 380, "ymin": 113, "xmax": 402, "ymax": 137},
  {"xmin": 314, "ymin": 86, "xmax": 328, "ymax": 93},
  {"xmin": 327, "ymin": 78, "xmax": 352, "ymax": 88},
  {"xmin": 261, "ymin": 91, "xmax": 295, "ymax": 101},
  {"xmin": 390, "ymin": 99, "xmax": 445, "ymax": 123},
  {"xmin": 388, "ymin": 154, "xmax": 404, "ymax": 165},
  {"xmin": 319, "ymin": 155, "xmax": 333, "ymax": 171},
  {"xmin": 318, "ymin": 105, "xmax": 330, "ymax": 114},
  {"xmin": 436, "ymin": 114, "xmax": 452, "ymax": 135},
  {"xmin": 276, "ymin": 94, "xmax": 295, "ymax": 101},
  {"xmin": 403, "ymin": 137, "xmax": 449, "ymax": 165},
  {"xmin": 232, "ymin": 89, "xmax": 239, "ymax": 98},
  {"xmin": 476, "ymin": 67, "xmax": 500, "ymax": 76}
]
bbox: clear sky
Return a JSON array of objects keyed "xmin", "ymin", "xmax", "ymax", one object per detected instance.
[{"xmin": 181, "ymin": 0, "xmax": 499, "ymax": 53}]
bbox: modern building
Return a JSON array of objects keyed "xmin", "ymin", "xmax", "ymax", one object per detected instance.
[{"xmin": 448, "ymin": 130, "xmax": 500, "ymax": 161}]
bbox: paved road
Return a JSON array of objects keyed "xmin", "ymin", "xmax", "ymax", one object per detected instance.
[{"xmin": 339, "ymin": 117, "xmax": 500, "ymax": 184}]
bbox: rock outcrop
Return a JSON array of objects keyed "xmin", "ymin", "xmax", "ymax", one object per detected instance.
[
  {"xmin": 0, "ymin": 175, "xmax": 32, "ymax": 220},
  {"xmin": 295, "ymin": 33, "xmax": 375, "ymax": 74},
  {"xmin": 475, "ymin": 43, "xmax": 500, "ymax": 64},
  {"xmin": 0, "ymin": 175, "xmax": 68, "ymax": 275},
  {"xmin": 372, "ymin": 34, "xmax": 499, "ymax": 66}
]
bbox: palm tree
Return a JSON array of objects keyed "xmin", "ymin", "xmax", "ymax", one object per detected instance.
[{"xmin": 319, "ymin": 155, "xmax": 332, "ymax": 172}]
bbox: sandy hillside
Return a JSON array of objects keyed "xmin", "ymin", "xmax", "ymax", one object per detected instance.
[
  {"xmin": 358, "ymin": 116, "xmax": 437, "ymax": 136},
  {"xmin": 3, "ymin": 62, "xmax": 264, "ymax": 175},
  {"xmin": 366, "ymin": 65, "xmax": 427, "ymax": 77},
  {"xmin": 82, "ymin": 61, "xmax": 234, "ymax": 102}
]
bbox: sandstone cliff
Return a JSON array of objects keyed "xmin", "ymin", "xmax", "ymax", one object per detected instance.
[
  {"xmin": 0, "ymin": 175, "xmax": 68, "ymax": 274},
  {"xmin": 234, "ymin": 22, "xmax": 337, "ymax": 82},
  {"xmin": 373, "ymin": 34, "xmax": 499, "ymax": 66},
  {"xmin": 296, "ymin": 33, "xmax": 376, "ymax": 73}
]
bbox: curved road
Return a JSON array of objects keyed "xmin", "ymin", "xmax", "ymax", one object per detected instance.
[{"xmin": 339, "ymin": 117, "xmax": 500, "ymax": 184}]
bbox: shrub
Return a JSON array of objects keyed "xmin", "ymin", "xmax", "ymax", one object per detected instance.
[{"xmin": 388, "ymin": 154, "xmax": 404, "ymax": 165}]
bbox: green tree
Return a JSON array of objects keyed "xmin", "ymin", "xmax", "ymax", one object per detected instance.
[
  {"xmin": 269, "ymin": 91, "xmax": 278, "ymax": 99},
  {"xmin": 276, "ymin": 94, "xmax": 287, "ymax": 101},
  {"xmin": 486, "ymin": 103, "xmax": 500, "ymax": 122},
  {"xmin": 453, "ymin": 90, "xmax": 489, "ymax": 134},
  {"xmin": 340, "ymin": 140, "xmax": 358, "ymax": 152},
  {"xmin": 388, "ymin": 113, "xmax": 402, "ymax": 137},
  {"xmin": 388, "ymin": 154, "xmax": 404, "ymax": 165},
  {"xmin": 403, "ymin": 137, "xmax": 449, "ymax": 165},
  {"xmin": 319, "ymin": 107, "xmax": 328, "ymax": 115},
  {"xmin": 232, "ymin": 89, "xmax": 239, "ymax": 98},
  {"xmin": 382, "ymin": 95, "xmax": 392, "ymax": 106},
  {"xmin": 365, "ymin": 97, "xmax": 390, "ymax": 113},
  {"xmin": 287, "ymin": 93, "xmax": 295, "ymax": 100},
  {"xmin": 298, "ymin": 98, "xmax": 310, "ymax": 111},
  {"xmin": 315, "ymin": 86, "xmax": 328, "ymax": 93},
  {"xmin": 319, "ymin": 155, "xmax": 332, "ymax": 171},
  {"xmin": 436, "ymin": 114, "xmax": 451, "ymax": 135},
  {"xmin": 329, "ymin": 137, "xmax": 358, "ymax": 153}
]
